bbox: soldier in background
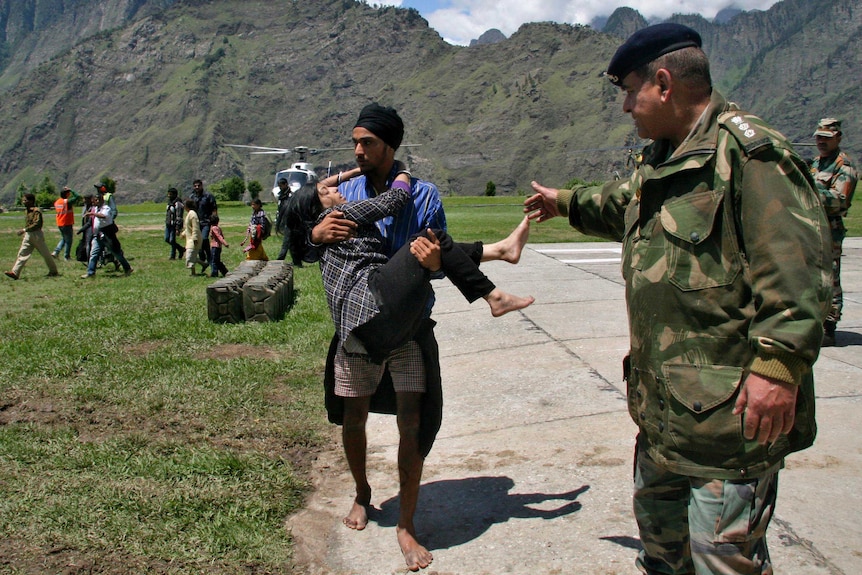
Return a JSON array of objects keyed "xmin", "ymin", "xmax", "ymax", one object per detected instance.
[{"xmin": 810, "ymin": 118, "xmax": 858, "ymax": 346}]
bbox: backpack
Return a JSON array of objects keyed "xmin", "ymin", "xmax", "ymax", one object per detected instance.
[{"xmin": 260, "ymin": 214, "xmax": 273, "ymax": 240}]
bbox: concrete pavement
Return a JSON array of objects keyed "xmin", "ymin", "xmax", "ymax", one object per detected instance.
[{"xmin": 288, "ymin": 238, "xmax": 862, "ymax": 575}]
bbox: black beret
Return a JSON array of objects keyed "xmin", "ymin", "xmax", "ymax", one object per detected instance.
[
  {"xmin": 605, "ymin": 23, "xmax": 702, "ymax": 86},
  {"xmin": 354, "ymin": 103, "xmax": 404, "ymax": 150}
]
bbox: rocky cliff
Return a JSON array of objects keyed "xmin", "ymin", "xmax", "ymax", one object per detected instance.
[{"xmin": 0, "ymin": 0, "xmax": 856, "ymax": 204}]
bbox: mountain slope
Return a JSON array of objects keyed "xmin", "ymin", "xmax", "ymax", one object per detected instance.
[{"xmin": 0, "ymin": 0, "xmax": 857, "ymax": 204}]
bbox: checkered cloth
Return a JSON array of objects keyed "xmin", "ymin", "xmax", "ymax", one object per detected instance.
[{"xmin": 318, "ymin": 187, "xmax": 411, "ymax": 349}]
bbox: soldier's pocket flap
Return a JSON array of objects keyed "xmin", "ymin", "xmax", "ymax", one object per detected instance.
[
  {"xmin": 662, "ymin": 363, "xmax": 743, "ymax": 413},
  {"xmin": 659, "ymin": 186, "xmax": 722, "ymax": 246}
]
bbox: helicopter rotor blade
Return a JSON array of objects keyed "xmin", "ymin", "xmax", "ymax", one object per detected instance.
[
  {"xmin": 226, "ymin": 144, "xmax": 293, "ymax": 155},
  {"xmin": 307, "ymin": 146, "xmax": 355, "ymax": 155}
]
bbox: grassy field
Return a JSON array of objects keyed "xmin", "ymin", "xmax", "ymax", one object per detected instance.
[
  {"xmin": 0, "ymin": 192, "xmax": 857, "ymax": 573},
  {"xmin": 0, "ymin": 196, "xmax": 571, "ymax": 574}
]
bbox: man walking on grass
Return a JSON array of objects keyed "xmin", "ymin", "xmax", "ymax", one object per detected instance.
[{"xmin": 5, "ymin": 193, "xmax": 59, "ymax": 280}]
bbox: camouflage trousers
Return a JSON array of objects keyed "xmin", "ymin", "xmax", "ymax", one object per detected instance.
[
  {"xmin": 633, "ymin": 446, "xmax": 778, "ymax": 575},
  {"xmin": 827, "ymin": 227, "xmax": 845, "ymax": 325}
]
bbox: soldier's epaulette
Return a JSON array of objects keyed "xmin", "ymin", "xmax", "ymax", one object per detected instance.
[{"xmin": 718, "ymin": 111, "xmax": 774, "ymax": 156}]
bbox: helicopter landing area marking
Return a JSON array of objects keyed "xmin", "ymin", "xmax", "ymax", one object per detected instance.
[{"xmin": 534, "ymin": 246, "xmax": 621, "ymax": 265}]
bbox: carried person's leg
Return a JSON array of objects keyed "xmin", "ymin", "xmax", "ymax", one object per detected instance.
[
  {"xmin": 429, "ymin": 228, "xmax": 534, "ymax": 317},
  {"xmin": 479, "ymin": 215, "xmax": 530, "ymax": 263}
]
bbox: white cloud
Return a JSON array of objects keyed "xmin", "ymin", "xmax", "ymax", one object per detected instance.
[{"xmin": 372, "ymin": 0, "xmax": 782, "ymax": 45}]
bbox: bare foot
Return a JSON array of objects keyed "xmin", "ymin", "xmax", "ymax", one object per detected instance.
[
  {"xmin": 343, "ymin": 499, "xmax": 369, "ymax": 530},
  {"xmin": 485, "ymin": 288, "xmax": 535, "ymax": 317},
  {"xmin": 487, "ymin": 216, "xmax": 530, "ymax": 264},
  {"xmin": 397, "ymin": 526, "xmax": 433, "ymax": 571}
]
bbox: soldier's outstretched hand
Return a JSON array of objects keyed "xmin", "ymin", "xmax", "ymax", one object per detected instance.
[{"xmin": 525, "ymin": 181, "xmax": 561, "ymax": 223}]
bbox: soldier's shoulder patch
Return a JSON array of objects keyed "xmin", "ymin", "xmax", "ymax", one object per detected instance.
[{"xmin": 718, "ymin": 111, "xmax": 774, "ymax": 156}]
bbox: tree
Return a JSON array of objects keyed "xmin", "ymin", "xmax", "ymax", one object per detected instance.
[
  {"xmin": 484, "ymin": 181, "xmax": 496, "ymax": 197},
  {"xmin": 211, "ymin": 176, "xmax": 245, "ymax": 202},
  {"xmin": 16, "ymin": 176, "xmax": 58, "ymax": 208},
  {"xmin": 247, "ymin": 180, "xmax": 263, "ymax": 200}
]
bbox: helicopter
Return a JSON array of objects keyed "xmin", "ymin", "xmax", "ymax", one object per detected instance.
[
  {"xmin": 226, "ymin": 144, "xmax": 353, "ymax": 202},
  {"xmin": 227, "ymin": 142, "xmax": 422, "ymax": 201}
]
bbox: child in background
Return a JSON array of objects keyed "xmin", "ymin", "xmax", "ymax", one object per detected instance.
[
  {"xmin": 241, "ymin": 198, "xmax": 269, "ymax": 261},
  {"xmin": 180, "ymin": 198, "xmax": 204, "ymax": 276},
  {"xmin": 209, "ymin": 214, "xmax": 229, "ymax": 277}
]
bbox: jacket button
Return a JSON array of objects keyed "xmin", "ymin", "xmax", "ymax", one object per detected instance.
[
  {"xmin": 640, "ymin": 412, "xmax": 646, "ymax": 420},
  {"xmin": 659, "ymin": 399, "xmax": 665, "ymax": 410},
  {"xmin": 693, "ymin": 401, "xmax": 703, "ymax": 412},
  {"xmin": 690, "ymin": 231, "xmax": 700, "ymax": 243},
  {"xmin": 658, "ymin": 422, "xmax": 665, "ymax": 432}
]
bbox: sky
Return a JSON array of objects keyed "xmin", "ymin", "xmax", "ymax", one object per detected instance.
[{"xmin": 371, "ymin": 0, "xmax": 782, "ymax": 45}]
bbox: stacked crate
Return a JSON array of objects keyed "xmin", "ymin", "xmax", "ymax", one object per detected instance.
[
  {"xmin": 242, "ymin": 260, "xmax": 295, "ymax": 322},
  {"xmin": 207, "ymin": 260, "xmax": 293, "ymax": 323}
]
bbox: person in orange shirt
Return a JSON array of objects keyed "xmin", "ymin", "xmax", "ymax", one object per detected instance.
[{"xmin": 52, "ymin": 186, "xmax": 79, "ymax": 261}]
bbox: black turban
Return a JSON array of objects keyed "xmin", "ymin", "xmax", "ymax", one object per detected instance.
[{"xmin": 354, "ymin": 103, "xmax": 404, "ymax": 150}]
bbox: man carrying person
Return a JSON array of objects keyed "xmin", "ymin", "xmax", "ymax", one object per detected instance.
[
  {"xmin": 311, "ymin": 103, "xmax": 445, "ymax": 572},
  {"xmin": 525, "ymin": 23, "xmax": 831, "ymax": 574},
  {"xmin": 809, "ymin": 117, "xmax": 858, "ymax": 346}
]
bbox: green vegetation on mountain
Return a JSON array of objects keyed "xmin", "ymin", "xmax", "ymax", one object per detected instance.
[{"xmin": 0, "ymin": 0, "xmax": 858, "ymax": 205}]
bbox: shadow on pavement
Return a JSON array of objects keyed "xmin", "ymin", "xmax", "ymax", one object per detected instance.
[
  {"xmin": 834, "ymin": 329, "xmax": 862, "ymax": 347},
  {"xmin": 370, "ymin": 476, "xmax": 589, "ymax": 550}
]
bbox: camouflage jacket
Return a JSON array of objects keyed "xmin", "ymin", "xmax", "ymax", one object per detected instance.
[
  {"xmin": 809, "ymin": 150, "xmax": 858, "ymax": 227},
  {"xmin": 557, "ymin": 91, "xmax": 831, "ymax": 479}
]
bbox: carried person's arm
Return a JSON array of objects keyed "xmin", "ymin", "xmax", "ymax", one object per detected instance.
[
  {"xmin": 336, "ymin": 170, "xmax": 412, "ymax": 225},
  {"xmin": 311, "ymin": 163, "xmax": 412, "ymax": 242},
  {"xmin": 310, "ymin": 167, "xmax": 363, "ymax": 244}
]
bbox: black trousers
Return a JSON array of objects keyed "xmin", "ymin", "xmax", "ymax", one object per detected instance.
[{"xmin": 351, "ymin": 229, "xmax": 493, "ymax": 362}]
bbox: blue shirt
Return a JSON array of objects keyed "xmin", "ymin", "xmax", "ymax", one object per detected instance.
[
  {"xmin": 338, "ymin": 167, "xmax": 447, "ymax": 257},
  {"xmin": 338, "ymin": 165, "xmax": 446, "ymax": 316}
]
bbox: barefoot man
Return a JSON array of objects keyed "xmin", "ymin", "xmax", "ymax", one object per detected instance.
[{"xmin": 311, "ymin": 103, "xmax": 530, "ymax": 571}]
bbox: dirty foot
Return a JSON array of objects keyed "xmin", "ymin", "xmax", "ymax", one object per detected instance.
[
  {"xmin": 397, "ymin": 526, "xmax": 432, "ymax": 571},
  {"xmin": 486, "ymin": 288, "xmax": 535, "ymax": 317},
  {"xmin": 495, "ymin": 216, "xmax": 531, "ymax": 264},
  {"xmin": 343, "ymin": 499, "xmax": 369, "ymax": 531}
]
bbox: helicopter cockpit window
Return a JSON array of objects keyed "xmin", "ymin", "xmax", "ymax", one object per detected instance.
[{"xmin": 289, "ymin": 172, "xmax": 310, "ymax": 187}]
